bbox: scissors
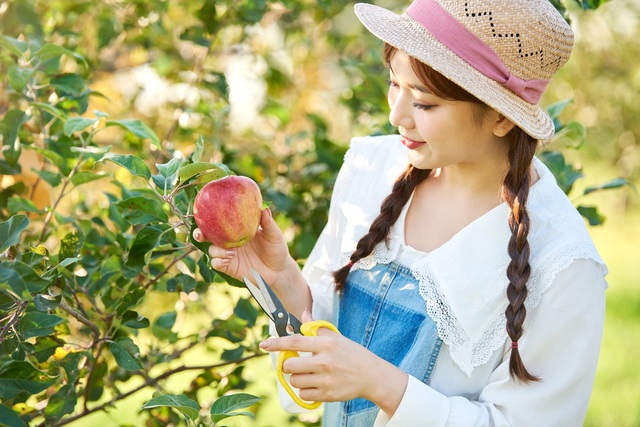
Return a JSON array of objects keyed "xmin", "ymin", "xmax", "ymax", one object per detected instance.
[{"xmin": 242, "ymin": 268, "xmax": 340, "ymax": 410}]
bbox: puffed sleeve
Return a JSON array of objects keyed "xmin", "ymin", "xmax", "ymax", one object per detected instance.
[{"xmin": 374, "ymin": 258, "xmax": 607, "ymax": 427}]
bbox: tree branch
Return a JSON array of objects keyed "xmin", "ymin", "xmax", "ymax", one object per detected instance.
[
  {"xmin": 0, "ymin": 301, "xmax": 28, "ymax": 343},
  {"xmin": 144, "ymin": 249, "xmax": 195, "ymax": 289},
  {"xmin": 58, "ymin": 302, "xmax": 101, "ymax": 347},
  {"xmin": 39, "ymin": 353, "xmax": 266, "ymax": 427}
]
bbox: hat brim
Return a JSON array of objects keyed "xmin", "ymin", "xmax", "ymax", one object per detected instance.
[{"xmin": 354, "ymin": 3, "xmax": 555, "ymax": 140}]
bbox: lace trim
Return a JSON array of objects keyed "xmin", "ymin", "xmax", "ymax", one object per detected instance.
[{"xmin": 347, "ymin": 238, "xmax": 606, "ymax": 377}]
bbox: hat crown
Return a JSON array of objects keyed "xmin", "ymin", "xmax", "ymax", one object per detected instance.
[{"xmin": 436, "ymin": 0, "xmax": 574, "ymax": 81}]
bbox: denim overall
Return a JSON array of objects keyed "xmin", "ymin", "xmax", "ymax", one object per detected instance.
[{"xmin": 322, "ymin": 261, "xmax": 443, "ymax": 427}]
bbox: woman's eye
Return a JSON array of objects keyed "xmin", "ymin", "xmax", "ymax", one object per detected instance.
[
  {"xmin": 412, "ymin": 102, "xmax": 433, "ymax": 111},
  {"xmin": 385, "ymin": 79, "xmax": 399, "ymax": 88}
]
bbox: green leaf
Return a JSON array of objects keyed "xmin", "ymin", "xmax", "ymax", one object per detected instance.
[
  {"xmin": 34, "ymin": 293, "xmax": 62, "ymax": 311},
  {"xmin": 115, "ymin": 197, "xmax": 169, "ymax": 225},
  {"xmin": 0, "ymin": 35, "xmax": 28, "ymax": 57},
  {"xmin": 7, "ymin": 66, "xmax": 34, "ymax": 92},
  {"xmin": 59, "ymin": 229, "xmax": 84, "ymax": 266},
  {"xmin": 93, "ymin": 110, "xmax": 109, "ymax": 119},
  {"xmin": 178, "ymin": 162, "xmax": 229, "ymax": 182},
  {"xmin": 0, "ymin": 360, "xmax": 56, "ymax": 400},
  {"xmin": 124, "ymin": 225, "xmax": 164, "ymax": 270},
  {"xmin": 23, "ymin": 146, "xmax": 65, "ymax": 168},
  {"xmin": 546, "ymin": 98, "xmax": 573, "ymax": 120},
  {"xmin": 191, "ymin": 135, "xmax": 205, "ymax": 163},
  {"xmin": 44, "ymin": 384, "xmax": 77, "ymax": 421},
  {"xmin": 31, "ymin": 102, "xmax": 67, "ymax": 120},
  {"xmin": 1, "ymin": 110, "xmax": 27, "ymax": 167},
  {"xmin": 583, "ymin": 178, "xmax": 631, "ymax": 195},
  {"xmin": 539, "ymin": 151, "xmax": 582, "ymax": 195},
  {"xmin": 221, "ymin": 346, "xmax": 245, "ymax": 361},
  {"xmin": 8, "ymin": 197, "xmax": 45, "ymax": 215},
  {"xmin": 19, "ymin": 312, "xmax": 65, "ymax": 340},
  {"xmin": 215, "ymin": 269, "xmax": 247, "ymax": 288},
  {"xmin": 0, "ymin": 261, "xmax": 52, "ymax": 295},
  {"xmin": 106, "ymin": 119, "xmax": 160, "ymax": 150},
  {"xmin": 70, "ymin": 144, "xmax": 111, "ymax": 160},
  {"xmin": 0, "ymin": 215, "xmax": 29, "ymax": 253},
  {"xmin": 0, "ymin": 402, "xmax": 27, "ymax": 427},
  {"xmin": 116, "ymin": 288, "xmax": 145, "ymax": 316},
  {"xmin": 152, "ymin": 312, "xmax": 177, "ymax": 341},
  {"xmin": 69, "ymin": 171, "xmax": 111, "ymax": 187},
  {"xmin": 577, "ymin": 205, "xmax": 605, "ymax": 226},
  {"xmin": 121, "ymin": 310, "xmax": 150, "ymax": 329},
  {"xmin": 0, "ymin": 159, "xmax": 22, "ymax": 175},
  {"xmin": 63, "ymin": 117, "xmax": 98, "ymax": 136},
  {"xmin": 154, "ymin": 156, "xmax": 187, "ymax": 192},
  {"xmin": 560, "ymin": 121, "xmax": 587, "ymax": 150},
  {"xmin": 32, "ymin": 168, "xmax": 62, "ymax": 187},
  {"xmin": 209, "ymin": 393, "xmax": 261, "ymax": 424},
  {"xmin": 33, "ymin": 43, "xmax": 88, "ymax": 67},
  {"xmin": 109, "ymin": 337, "xmax": 143, "ymax": 370},
  {"xmin": 157, "ymin": 156, "xmax": 186, "ymax": 179},
  {"xmin": 142, "ymin": 394, "xmax": 200, "ymax": 422},
  {"xmin": 166, "ymin": 273, "xmax": 197, "ymax": 293},
  {"xmin": 98, "ymin": 153, "xmax": 151, "ymax": 180},
  {"xmin": 198, "ymin": 256, "xmax": 216, "ymax": 282}
]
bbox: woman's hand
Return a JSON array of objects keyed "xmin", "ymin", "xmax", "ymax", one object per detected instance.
[
  {"xmin": 260, "ymin": 311, "xmax": 409, "ymax": 416},
  {"xmin": 193, "ymin": 208, "xmax": 295, "ymax": 288}
]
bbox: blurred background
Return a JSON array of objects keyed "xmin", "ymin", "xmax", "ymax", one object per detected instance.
[{"xmin": 1, "ymin": 0, "xmax": 638, "ymax": 425}]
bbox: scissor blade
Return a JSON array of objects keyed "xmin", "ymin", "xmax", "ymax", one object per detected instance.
[
  {"xmin": 242, "ymin": 275, "xmax": 275, "ymax": 323},
  {"xmin": 251, "ymin": 269, "xmax": 277, "ymax": 313}
]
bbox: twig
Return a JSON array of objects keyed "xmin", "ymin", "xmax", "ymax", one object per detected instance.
[
  {"xmin": 66, "ymin": 279, "xmax": 89, "ymax": 320},
  {"xmin": 0, "ymin": 301, "xmax": 28, "ymax": 343},
  {"xmin": 58, "ymin": 302, "xmax": 100, "ymax": 347},
  {"xmin": 144, "ymin": 248, "xmax": 195, "ymax": 289},
  {"xmin": 38, "ymin": 353, "xmax": 266, "ymax": 427}
]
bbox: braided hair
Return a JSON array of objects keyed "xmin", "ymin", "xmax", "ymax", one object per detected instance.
[{"xmin": 334, "ymin": 43, "xmax": 540, "ymax": 383}]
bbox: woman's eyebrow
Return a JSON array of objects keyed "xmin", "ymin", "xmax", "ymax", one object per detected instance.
[{"xmin": 408, "ymin": 83, "xmax": 432, "ymax": 94}]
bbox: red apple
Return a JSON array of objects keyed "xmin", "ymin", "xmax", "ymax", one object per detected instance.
[{"xmin": 193, "ymin": 175, "xmax": 262, "ymax": 249}]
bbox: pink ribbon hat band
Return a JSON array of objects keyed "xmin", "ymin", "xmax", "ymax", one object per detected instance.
[{"xmin": 406, "ymin": 0, "xmax": 550, "ymax": 104}]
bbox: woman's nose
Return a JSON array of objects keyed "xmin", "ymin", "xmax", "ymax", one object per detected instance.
[{"xmin": 389, "ymin": 91, "xmax": 415, "ymax": 130}]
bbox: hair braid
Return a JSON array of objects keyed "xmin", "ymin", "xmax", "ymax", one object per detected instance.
[
  {"xmin": 333, "ymin": 164, "xmax": 431, "ymax": 292},
  {"xmin": 503, "ymin": 128, "xmax": 540, "ymax": 383}
]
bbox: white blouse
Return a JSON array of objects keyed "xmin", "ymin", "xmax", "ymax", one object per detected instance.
[{"xmin": 281, "ymin": 135, "xmax": 608, "ymax": 427}]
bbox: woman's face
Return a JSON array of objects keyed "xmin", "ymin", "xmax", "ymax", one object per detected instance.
[{"xmin": 387, "ymin": 51, "xmax": 512, "ymax": 172}]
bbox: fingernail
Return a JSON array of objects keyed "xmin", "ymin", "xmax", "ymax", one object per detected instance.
[
  {"xmin": 267, "ymin": 207, "xmax": 272, "ymax": 219},
  {"xmin": 303, "ymin": 308, "xmax": 311, "ymax": 317},
  {"xmin": 222, "ymin": 259, "xmax": 231, "ymax": 265},
  {"xmin": 194, "ymin": 230, "xmax": 201, "ymax": 240},
  {"xmin": 259, "ymin": 340, "xmax": 270, "ymax": 350},
  {"xmin": 226, "ymin": 250, "xmax": 235, "ymax": 257}
]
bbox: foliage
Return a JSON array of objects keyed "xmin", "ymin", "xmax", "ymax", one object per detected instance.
[{"xmin": 0, "ymin": 0, "xmax": 632, "ymax": 426}]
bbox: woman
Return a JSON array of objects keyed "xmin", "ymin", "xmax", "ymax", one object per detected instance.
[{"xmin": 194, "ymin": 0, "xmax": 608, "ymax": 425}]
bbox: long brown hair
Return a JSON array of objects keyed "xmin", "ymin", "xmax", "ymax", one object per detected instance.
[{"xmin": 333, "ymin": 43, "xmax": 540, "ymax": 383}]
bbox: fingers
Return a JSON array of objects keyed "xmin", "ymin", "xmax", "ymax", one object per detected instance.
[
  {"xmin": 207, "ymin": 244, "xmax": 236, "ymax": 269},
  {"xmin": 260, "ymin": 335, "xmax": 321, "ymax": 353},
  {"xmin": 193, "ymin": 228, "xmax": 205, "ymax": 242}
]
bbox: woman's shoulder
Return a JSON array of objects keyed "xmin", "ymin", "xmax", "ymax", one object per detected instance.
[
  {"xmin": 335, "ymin": 134, "xmax": 408, "ymax": 201},
  {"xmin": 343, "ymin": 134, "xmax": 405, "ymax": 168}
]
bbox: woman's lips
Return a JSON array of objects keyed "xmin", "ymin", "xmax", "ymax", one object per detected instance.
[{"xmin": 401, "ymin": 136, "xmax": 426, "ymax": 149}]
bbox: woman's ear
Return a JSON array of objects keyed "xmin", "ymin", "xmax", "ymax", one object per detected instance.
[{"xmin": 493, "ymin": 114, "xmax": 516, "ymax": 137}]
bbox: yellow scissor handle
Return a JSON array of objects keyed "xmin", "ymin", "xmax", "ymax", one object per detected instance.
[{"xmin": 276, "ymin": 320, "xmax": 340, "ymax": 410}]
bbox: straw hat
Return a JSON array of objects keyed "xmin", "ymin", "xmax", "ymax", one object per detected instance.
[{"xmin": 354, "ymin": 0, "xmax": 574, "ymax": 140}]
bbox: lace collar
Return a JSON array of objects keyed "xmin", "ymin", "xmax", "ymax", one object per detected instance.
[{"xmin": 349, "ymin": 157, "xmax": 607, "ymax": 377}]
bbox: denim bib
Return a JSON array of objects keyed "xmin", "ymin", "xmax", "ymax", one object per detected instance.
[{"xmin": 322, "ymin": 262, "xmax": 443, "ymax": 427}]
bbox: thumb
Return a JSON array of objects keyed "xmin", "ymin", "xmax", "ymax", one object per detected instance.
[{"xmin": 259, "ymin": 208, "xmax": 280, "ymax": 238}]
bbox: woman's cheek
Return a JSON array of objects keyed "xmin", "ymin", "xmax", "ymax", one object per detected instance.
[{"xmin": 388, "ymin": 90, "xmax": 397, "ymax": 110}]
